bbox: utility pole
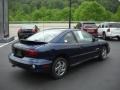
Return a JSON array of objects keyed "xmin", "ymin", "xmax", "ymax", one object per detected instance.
[
  {"xmin": 69, "ymin": 0, "xmax": 72, "ymax": 29},
  {"xmin": 0, "ymin": 0, "xmax": 4, "ymax": 38},
  {"xmin": 0, "ymin": 0, "xmax": 14, "ymax": 43}
]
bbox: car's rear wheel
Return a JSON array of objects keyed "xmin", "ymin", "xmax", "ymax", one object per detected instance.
[
  {"xmin": 99, "ymin": 47, "xmax": 107, "ymax": 60},
  {"xmin": 51, "ymin": 57, "xmax": 68, "ymax": 79}
]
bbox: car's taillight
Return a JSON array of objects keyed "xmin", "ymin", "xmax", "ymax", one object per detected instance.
[
  {"xmin": 107, "ymin": 29, "xmax": 110, "ymax": 32},
  {"xmin": 32, "ymin": 29, "xmax": 37, "ymax": 33},
  {"xmin": 25, "ymin": 49, "xmax": 39, "ymax": 58}
]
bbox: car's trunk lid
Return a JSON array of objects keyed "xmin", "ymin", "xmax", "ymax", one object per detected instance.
[{"xmin": 12, "ymin": 40, "xmax": 47, "ymax": 58}]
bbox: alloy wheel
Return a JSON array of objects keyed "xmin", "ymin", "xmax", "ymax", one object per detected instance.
[
  {"xmin": 54, "ymin": 60, "xmax": 67, "ymax": 76},
  {"xmin": 102, "ymin": 47, "xmax": 107, "ymax": 59}
]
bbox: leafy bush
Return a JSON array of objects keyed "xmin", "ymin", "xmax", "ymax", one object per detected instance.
[
  {"xmin": 112, "ymin": 6, "xmax": 120, "ymax": 21},
  {"xmin": 73, "ymin": 1, "xmax": 112, "ymax": 21}
]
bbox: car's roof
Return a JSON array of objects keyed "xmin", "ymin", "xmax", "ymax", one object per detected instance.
[
  {"xmin": 44, "ymin": 28, "xmax": 79, "ymax": 31},
  {"xmin": 101, "ymin": 22, "xmax": 120, "ymax": 24},
  {"xmin": 78, "ymin": 21, "xmax": 96, "ymax": 24}
]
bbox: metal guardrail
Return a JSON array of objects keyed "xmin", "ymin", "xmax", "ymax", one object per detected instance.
[
  {"xmin": 9, "ymin": 21, "xmax": 105, "ymax": 24},
  {"xmin": 9, "ymin": 21, "xmax": 120, "ymax": 26},
  {"xmin": 9, "ymin": 21, "xmax": 76, "ymax": 24}
]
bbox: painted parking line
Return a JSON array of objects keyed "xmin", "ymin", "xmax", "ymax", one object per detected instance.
[{"xmin": 0, "ymin": 37, "xmax": 17, "ymax": 48}]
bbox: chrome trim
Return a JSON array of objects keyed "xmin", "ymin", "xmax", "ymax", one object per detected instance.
[
  {"xmin": 71, "ymin": 50, "xmax": 98, "ymax": 58},
  {"xmin": 71, "ymin": 55, "xmax": 99, "ymax": 67}
]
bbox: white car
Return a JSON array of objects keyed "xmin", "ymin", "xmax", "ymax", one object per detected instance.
[{"xmin": 98, "ymin": 22, "xmax": 120, "ymax": 40}]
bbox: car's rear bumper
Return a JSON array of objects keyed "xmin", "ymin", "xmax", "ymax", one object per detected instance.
[{"xmin": 9, "ymin": 53, "xmax": 52, "ymax": 72}]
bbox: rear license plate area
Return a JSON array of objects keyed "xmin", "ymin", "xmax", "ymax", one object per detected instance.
[{"xmin": 14, "ymin": 49, "xmax": 23, "ymax": 58}]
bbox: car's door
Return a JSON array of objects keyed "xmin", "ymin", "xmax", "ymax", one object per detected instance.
[
  {"xmin": 73, "ymin": 30, "xmax": 100, "ymax": 62},
  {"xmin": 58, "ymin": 31, "xmax": 83, "ymax": 64},
  {"xmin": 98, "ymin": 24, "xmax": 105, "ymax": 36}
]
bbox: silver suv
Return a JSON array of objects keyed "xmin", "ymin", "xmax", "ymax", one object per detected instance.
[{"xmin": 98, "ymin": 22, "xmax": 120, "ymax": 40}]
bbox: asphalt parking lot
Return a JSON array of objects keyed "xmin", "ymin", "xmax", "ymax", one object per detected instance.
[{"xmin": 0, "ymin": 40, "xmax": 120, "ymax": 90}]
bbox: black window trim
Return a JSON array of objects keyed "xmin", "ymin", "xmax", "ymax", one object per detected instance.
[
  {"xmin": 72, "ymin": 30, "xmax": 81, "ymax": 43},
  {"xmin": 71, "ymin": 31, "xmax": 79, "ymax": 43}
]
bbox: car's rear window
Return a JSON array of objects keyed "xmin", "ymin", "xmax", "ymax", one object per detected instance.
[
  {"xmin": 109, "ymin": 23, "xmax": 120, "ymax": 28},
  {"xmin": 83, "ymin": 23, "xmax": 97, "ymax": 28},
  {"xmin": 27, "ymin": 30, "xmax": 63, "ymax": 42}
]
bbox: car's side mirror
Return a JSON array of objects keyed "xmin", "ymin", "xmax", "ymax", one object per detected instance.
[{"xmin": 98, "ymin": 25, "xmax": 100, "ymax": 28}]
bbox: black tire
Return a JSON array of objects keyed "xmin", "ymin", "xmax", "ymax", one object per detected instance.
[
  {"xmin": 117, "ymin": 37, "xmax": 120, "ymax": 41},
  {"xmin": 102, "ymin": 32, "xmax": 107, "ymax": 40},
  {"xmin": 18, "ymin": 34, "xmax": 21, "ymax": 40},
  {"xmin": 50, "ymin": 57, "xmax": 68, "ymax": 79},
  {"xmin": 98, "ymin": 47, "xmax": 107, "ymax": 60}
]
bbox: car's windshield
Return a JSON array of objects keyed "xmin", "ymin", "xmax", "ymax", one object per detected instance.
[
  {"xmin": 27, "ymin": 29, "xmax": 63, "ymax": 42},
  {"xmin": 21, "ymin": 25, "xmax": 36, "ymax": 29},
  {"xmin": 109, "ymin": 23, "xmax": 120, "ymax": 28}
]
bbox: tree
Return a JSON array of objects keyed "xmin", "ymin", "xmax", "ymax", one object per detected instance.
[
  {"xmin": 112, "ymin": 6, "xmax": 120, "ymax": 21},
  {"xmin": 31, "ymin": 7, "xmax": 48, "ymax": 21},
  {"xmin": 73, "ymin": 1, "xmax": 112, "ymax": 21},
  {"xmin": 84, "ymin": 0, "xmax": 120, "ymax": 13},
  {"xmin": 95, "ymin": 0, "xmax": 120, "ymax": 13}
]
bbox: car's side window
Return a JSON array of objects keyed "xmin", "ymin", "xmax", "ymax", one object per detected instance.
[
  {"xmin": 74, "ymin": 30, "xmax": 92, "ymax": 42},
  {"xmin": 102, "ymin": 25, "xmax": 104, "ymax": 28},
  {"xmin": 74, "ymin": 31, "xmax": 83, "ymax": 42},
  {"xmin": 63, "ymin": 32, "xmax": 77, "ymax": 43},
  {"xmin": 81, "ymin": 31, "xmax": 93, "ymax": 42}
]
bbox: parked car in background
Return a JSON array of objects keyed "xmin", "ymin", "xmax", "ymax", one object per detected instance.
[
  {"xmin": 18, "ymin": 25, "xmax": 39, "ymax": 39},
  {"xmin": 98, "ymin": 22, "xmax": 120, "ymax": 40},
  {"xmin": 75, "ymin": 22, "xmax": 98, "ymax": 37},
  {"xmin": 9, "ymin": 28, "xmax": 110, "ymax": 79}
]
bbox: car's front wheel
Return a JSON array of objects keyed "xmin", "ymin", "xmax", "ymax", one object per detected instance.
[
  {"xmin": 117, "ymin": 37, "xmax": 120, "ymax": 41},
  {"xmin": 51, "ymin": 57, "xmax": 68, "ymax": 79},
  {"xmin": 99, "ymin": 47, "xmax": 108, "ymax": 60},
  {"xmin": 102, "ymin": 32, "xmax": 107, "ymax": 40}
]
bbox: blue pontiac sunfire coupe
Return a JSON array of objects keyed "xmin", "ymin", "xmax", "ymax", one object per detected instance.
[{"xmin": 9, "ymin": 28, "xmax": 110, "ymax": 79}]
